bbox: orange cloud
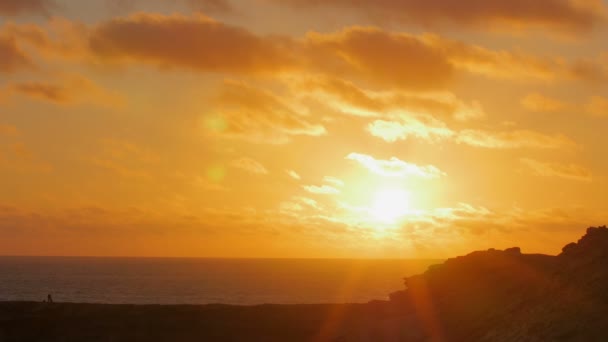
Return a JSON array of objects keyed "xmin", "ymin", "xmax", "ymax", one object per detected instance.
[
  {"xmin": 5, "ymin": 14, "xmax": 601, "ymax": 89},
  {"xmin": 207, "ymin": 81, "xmax": 326, "ymax": 144},
  {"xmin": 107, "ymin": 0, "xmax": 234, "ymax": 14},
  {"xmin": 4, "ymin": 75, "xmax": 123, "ymax": 107},
  {"xmin": 286, "ymin": 169, "xmax": 301, "ymax": 180},
  {"xmin": 0, "ymin": 124, "xmax": 19, "ymax": 137},
  {"xmin": 457, "ymin": 129, "xmax": 577, "ymax": 150},
  {"xmin": 303, "ymin": 27, "xmax": 454, "ymax": 90},
  {"xmin": 90, "ymin": 139, "xmax": 158, "ymax": 179},
  {"xmin": 299, "ymin": 76, "xmax": 484, "ymax": 120},
  {"xmin": 0, "ymin": 126, "xmax": 51, "ymax": 173},
  {"xmin": 323, "ymin": 176, "xmax": 344, "ymax": 187},
  {"xmin": 0, "ymin": 0, "xmax": 54, "ymax": 17},
  {"xmin": 302, "ymin": 184, "xmax": 341, "ymax": 195},
  {"xmin": 273, "ymin": 0, "xmax": 607, "ymax": 33},
  {"xmin": 231, "ymin": 158, "xmax": 269, "ymax": 175},
  {"xmin": 89, "ymin": 13, "xmax": 295, "ymax": 75},
  {"xmin": 346, "ymin": 153, "xmax": 445, "ymax": 179},
  {"xmin": 586, "ymin": 96, "xmax": 608, "ymax": 117},
  {"xmin": 0, "ymin": 37, "xmax": 33, "ymax": 73},
  {"xmin": 368, "ymin": 113, "xmax": 577, "ymax": 150},
  {"xmin": 367, "ymin": 114, "xmax": 455, "ymax": 143},
  {"xmin": 520, "ymin": 158, "xmax": 592, "ymax": 182},
  {"xmin": 0, "ymin": 19, "xmax": 89, "ymax": 60},
  {"xmin": 521, "ymin": 93, "xmax": 569, "ymax": 112}
]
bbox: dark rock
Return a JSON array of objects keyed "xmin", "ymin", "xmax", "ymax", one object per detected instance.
[{"xmin": 504, "ymin": 247, "xmax": 521, "ymax": 255}]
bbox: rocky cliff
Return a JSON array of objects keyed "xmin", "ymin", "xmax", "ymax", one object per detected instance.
[{"xmin": 368, "ymin": 226, "xmax": 608, "ymax": 341}]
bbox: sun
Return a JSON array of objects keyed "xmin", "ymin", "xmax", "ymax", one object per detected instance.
[{"xmin": 371, "ymin": 188, "xmax": 411, "ymax": 223}]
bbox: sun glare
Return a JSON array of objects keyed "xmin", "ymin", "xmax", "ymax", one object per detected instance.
[{"xmin": 371, "ymin": 188, "xmax": 411, "ymax": 223}]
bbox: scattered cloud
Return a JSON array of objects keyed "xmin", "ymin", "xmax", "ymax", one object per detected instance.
[
  {"xmin": 89, "ymin": 13, "xmax": 294, "ymax": 75},
  {"xmin": 586, "ymin": 96, "xmax": 608, "ymax": 118},
  {"xmin": 231, "ymin": 158, "xmax": 269, "ymax": 175},
  {"xmin": 457, "ymin": 129, "xmax": 577, "ymax": 149},
  {"xmin": 286, "ymin": 169, "xmax": 301, "ymax": 180},
  {"xmin": 0, "ymin": 37, "xmax": 34, "ymax": 73},
  {"xmin": 0, "ymin": 0, "xmax": 55, "ymax": 17},
  {"xmin": 304, "ymin": 27, "xmax": 453, "ymax": 90},
  {"xmin": 0, "ymin": 127, "xmax": 51, "ymax": 173},
  {"xmin": 299, "ymin": 76, "xmax": 485, "ymax": 120},
  {"xmin": 521, "ymin": 158, "xmax": 592, "ymax": 182},
  {"xmin": 207, "ymin": 80, "xmax": 326, "ymax": 144},
  {"xmin": 303, "ymin": 184, "xmax": 341, "ymax": 195},
  {"xmin": 273, "ymin": 0, "xmax": 607, "ymax": 34},
  {"xmin": 521, "ymin": 93, "xmax": 569, "ymax": 112},
  {"xmin": 368, "ymin": 114, "xmax": 577, "ymax": 150},
  {"xmin": 367, "ymin": 113, "xmax": 455, "ymax": 143},
  {"xmin": 346, "ymin": 152, "xmax": 445, "ymax": 179},
  {"xmin": 323, "ymin": 176, "xmax": 345, "ymax": 187},
  {"xmin": 90, "ymin": 139, "xmax": 158, "ymax": 179},
  {"xmin": 4, "ymin": 75, "xmax": 123, "ymax": 107},
  {"xmin": 106, "ymin": 0, "xmax": 234, "ymax": 15},
  {"xmin": 0, "ymin": 124, "xmax": 19, "ymax": 137}
]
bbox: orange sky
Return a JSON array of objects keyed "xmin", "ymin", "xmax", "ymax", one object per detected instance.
[{"xmin": 0, "ymin": 0, "xmax": 607, "ymax": 258}]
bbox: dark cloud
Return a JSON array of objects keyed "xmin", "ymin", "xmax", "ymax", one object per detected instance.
[
  {"xmin": 207, "ymin": 80, "xmax": 326, "ymax": 144},
  {"xmin": 0, "ymin": 37, "xmax": 34, "ymax": 73},
  {"xmin": 304, "ymin": 27, "xmax": 454, "ymax": 90},
  {"xmin": 274, "ymin": 0, "xmax": 606, "ymax": 33},
  {"xmin": 89, "ymin": 13, "xmax": 295, "ymax": 74},
  {"xmin": 0, "ymin": 0, "xmax": 54, "ymax": 17}
]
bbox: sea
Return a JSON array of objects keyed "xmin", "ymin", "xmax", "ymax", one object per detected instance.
[{"xmin": 0, "ymin": 257, "xmax": 440, "ymax": 305}]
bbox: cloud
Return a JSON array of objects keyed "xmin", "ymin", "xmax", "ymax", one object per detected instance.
[
  {"xmin": 90, "ymin": 139, "xmax": 158, "ymax": 179},
  {"xmin": 323, "ymin": 176, "xmax": 345, "ymax": 187},
  {"xmin": 346, "ymin": 152, "xmax": 445, "ymax": 179},
  {"xmin": 521, "ymin": 158, "xmax": 592, "ymax": 182},
  {"xmin": 286, "ymin": 169, "xmax": 301, "ymax": 180},
  {"xmin": 0, "ymin": 128, "xmax": 51, "ymax": 173},
  {"xmin": 3, "ymin": 75, "xmax": 123, "ymax": 107},
  {"xmin": 0, "ymin": 0, "xmax": 54, "ymax": 17},
  {"xmin": 206, "ymin": 80, "xmax": 326, "ymax": 144},
  {"xmin": 280, "ymin": 196, "xmax": 321, "ymax": 213},
  {"xmin": 0, "ymin": 124, "xmax": 19, "ymax": 137},
  {"xmin": 368, "ymin": 113, "xmax": 577, "ymax": 150},
  {"xmin": 303, "ymin": 27, "xmax": 454, "ymax": 90},
  {"xmin": 0, "ymin": 37, "xmax": 34, "ymax": 73},
  {"xmin": 521, "ymin": 93, "xmax": 569, "ymax": 112},
  {"xmin": 6, "ymin": 14, "xmax": 604, "ymax": 89},
  {"xmin": 586, "ymin": 96, "xmax": 608, "ymax": 118},
  {"xmin": 0, "ymin": 19, "xmax": 90, "ymax": 60},
  {"xmin": 424, "ymin": 35, "xmax": 608, "ymax": 83},
  {"xmin": 299, "ymin": 76, "xmax": 485, "ymax": 120},
  {"xmin": 302, "ymin": 184, "xmax": 341, "ymax": 195},
  {"xmin": 231, "ymin": 158, "xmax": 269, "ymax": 175},
  {"xmin": 180, "ymin": 0, "xmax": 232, "ymax": 13},
  {"xmin": 106, "ymin": 0, "xmax": 233, "ymax": 15},
  {"xmin": 273, "ymin": 0, "xmax": 607, "ymax": 34},
  {"xmin": 89, "ymin": 12, "xmax": 294, "ymax": 75},
  {"xmin": 457, "ymin": 129, "xmax": 577, "ymax": 149},
  {"xmin": 367, "ymin": 113, "xmax": 455, "ymax": 143}
]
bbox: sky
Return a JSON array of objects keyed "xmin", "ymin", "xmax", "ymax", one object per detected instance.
[{"xmin": 0, "ymin": 0, "xmax": 607, "ymax": 258}]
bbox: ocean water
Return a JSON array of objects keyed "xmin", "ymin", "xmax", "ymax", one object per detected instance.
[{"xmin": 0, "ymin": 257, "xmax": 440, "ymax": 305}]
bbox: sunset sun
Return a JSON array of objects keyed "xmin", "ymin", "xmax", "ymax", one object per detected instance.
[{"xmin": 371, "ymin": 188, "xmax": 411, "ymax": 223}]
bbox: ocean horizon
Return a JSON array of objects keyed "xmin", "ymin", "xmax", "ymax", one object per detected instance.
[{"xmin": 0, "ymin": 257, "xmax": 440, "ymax": 305}]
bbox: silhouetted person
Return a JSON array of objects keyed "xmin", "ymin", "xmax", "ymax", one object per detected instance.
[{"xmin": 47, "ymin": 294, "xmax": 53, "ymax": 303}]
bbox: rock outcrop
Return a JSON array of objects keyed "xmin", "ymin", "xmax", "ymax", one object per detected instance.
[{"xmin": 375, "ymin": 226, "xmax": 608, "ymax": 341}]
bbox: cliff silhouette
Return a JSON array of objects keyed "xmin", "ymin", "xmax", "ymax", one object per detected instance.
[{"xmin": 1, "ymin": 226, "xmax": 607, "ymax": 341}]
